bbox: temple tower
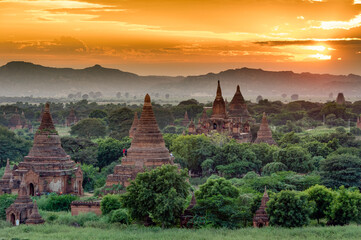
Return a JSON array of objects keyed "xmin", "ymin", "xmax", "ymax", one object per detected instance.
[
  {"xmin": 12, "ymin": 103, "xmax": 83, "ymax": 196},
  {"xmin": 336, "ymin": 93, "xmax": 346, "ymax": 105},
  {"xmin": 228, "ymin": 85, "xmax": 251, "ymax": 121},
  {"xmin": 66, "ymin": 108, "xmax": 78, "ymax": 127},
  {"xmin": 211, "ymin": 81, "xmax": 227, "ymax": 119},
  {"xmin": 254, "ymin": 112, "xmax": 277, "ymax": 145},
  {"xmin": 253, "ymin": 187, "xmax": 270, "ymax": 228},
  {"xmin": 106, "ymin": 94, "xmax": 175, "ymax": 188},
  {"xmin": 25, "ymin": 201, "xmax": 45, "ymax": 225},
  {"xmin": 0, "ymin": 159, "xmax": 13, "ymax": 194},
  {"xmin": 182, "ymin": 111, "xmax": 190, "ymax": 126}
]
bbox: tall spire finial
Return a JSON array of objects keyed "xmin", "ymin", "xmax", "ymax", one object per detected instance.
[
  {"xmin": 144, "ymin": 94, "xmax": 151, "ymax": 106},
  {"xmin": 45, "ymin": 102, "xmax": 50, "ymax": 112},
  {"xmin": 237, "ymin": 85, "xmax": 240, "ymax": 92},
  {"xmin": 216, "ymin": 80, "xmax": 222, "ymax": 97}
]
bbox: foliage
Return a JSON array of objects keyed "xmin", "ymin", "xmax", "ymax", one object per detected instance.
[
  {"xmin": 101, "ymin": 194, "xmax": 122, "ymax": 215},
  {"xmin": 61, "ymin": 137, "xmax": 98, "ymax": 165},
  {"xmin": 320, "ymin": 154, "xmax": 361, "ymax": 189},
  {"xmin": 35, "ymin": 194, "xmax": 79, "ymax": 212},
  {"xmin": 306, "ymin": 185, "xmax": 334, "ymax": 223},
  {"xmin": 121, "ymin": 165, "xmax": 190, "ymax": 227},
  {"xmin": 326, "ymin": 186, "xmax": 361, "ymax": 225},
  {"xmin": 262, "ymin": 162, "xmax": 288, "ymax": 175},
  {"xmin": 109, "ymin": 209, "xmax": 130, "ymax": 224},
  {"xmin": 268, "ymin": 190, "xmax": 312, "ymax": 227},
  {"xmin": 108, "ymin": 107, "xmax": 134, "ymax": 140},
  {"xmin": 0, "ymin": 194, "xmax": 16, "ymax": 220},
  {"xmin": 89, "ymin": 109, "xmax": 108, "ymax": 119},
  {"xmin": 193, "ymin": 178, "xmax": 241, "ymax": 228},
  {"xmin": 276, "ymin": 146, "xmax": 314, "ymax": 173},
  {"xmin": 70, "ymin": 118, "xmax": 106, "ymax": 139},
  {"xmin": 96, "ymin": 138, "xmax": 125, "ymax": 170},
  {"xmin": 0, "ymin": 126, "xmax": 32, "ymax": 167}
]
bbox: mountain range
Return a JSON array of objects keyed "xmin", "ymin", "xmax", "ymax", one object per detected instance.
[{"xmin": 1, "ymin": 61, "xmax": 360, "ymax": 99}]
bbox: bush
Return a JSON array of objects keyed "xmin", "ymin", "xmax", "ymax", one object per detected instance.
[
  {"xmin": 262, "ymin": 162, "xmax": 288, "ymax": 175},
  {"xmin": 109, "ymin": 209, "xmax": 130, "ymax": 224},
  {"xmin": 0, "ymin": 194, "xmax": 16, "ymax": 220},
  {"xmin": 35, "ymin": 194, "xmax": 79, "ymax": 212},
  {"xmin": 55, "ymin": 212, "xmax": 101, "ymax": 227},
  {"xmin": 268, "ymin": 190, "xmax": 312, "ymax": 227},
  {"xmin": 101, "ymin": 194, "xmax": 122, "ymax": 215}
]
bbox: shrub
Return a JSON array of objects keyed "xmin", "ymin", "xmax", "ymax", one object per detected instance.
[
  {"xmin": 55, "ymin": 212, "xmax": 100, "ymax": 227},
  {"xmin": 268, "ymin": 190, "xmax": 312, "ymax": 227},
  {"xmin": 36, "ymin": 194, "xmax": 78, "ymax": 212},
  {"xmin": 101, "ymin": 194, "xmax": 122, "ymax": 215},
  {"xmin": 109, "ymin": 209, "xmax": 130, "ymax": 224},
  {"xmin": 262, "ymin": 162, "xmax": 288, "ymax": 175},
  {"xmin": 306, "ymin": 185, "xmax": 334, "ymax": 224}
]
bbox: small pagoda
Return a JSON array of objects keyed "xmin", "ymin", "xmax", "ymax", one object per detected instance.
[
  {"xmin": 181, "ymin": 111, "xmax": 190, "ymax": 126},
  {"xmin": 66, "ymin": 108, "xmax": 78, "ymax": 127},
  {"xmin": 12, "ymin": 103, "xmax": 83, "ymax": 196},
  {"xmin": 25, "ymin": 201, "xmax": 45, "ymax": 225},
  {"xmin": 129, "ymin": 112, "xmax": 138, "ymax": 139},
  {"xmin": 8, "ymin": 109, "xmax": 26, "ymax": 130},
  {"xmin": 253, "ymin": 187, "xmax": 270, "ymax": 228},
  {"xmin": 336, "ymin": 93, "xmax": 346, "ymax": 105},
  {"xmin": 228, "ymin": 85, "xmax": 252, "ymax": 122},
  {"xmin": 254, "ymin": 112, "xmax": 277, "ymax": 145},
  {"xmin": 6, "ymin": 177, "xmax": 34, "ymax": 225},
  {"xmin": 0, "ymin": 159, "xmax": 13, "ymax": 194},
  {"xmin": 106, "ymin": 94, "xmax": 175, "ymax": 188}
]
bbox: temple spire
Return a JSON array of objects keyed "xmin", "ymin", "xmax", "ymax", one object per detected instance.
[
  {"xmin": 38, "ymin": 102, "xmax": 55, "ymax": 131},
  {"xmin": 2, "ymin": 159, "xmax": 12, "ymax": 180},
  {"xmin": 25, "ymin": 200, "xmax": 45, "ymax": 225},
  {"xmin": 254, "ymin": 112, "xmax": 277, "ymax": 145},
  {"xmin": 216, "ymin": 80, "xmax": 222, "ymax": 98}
]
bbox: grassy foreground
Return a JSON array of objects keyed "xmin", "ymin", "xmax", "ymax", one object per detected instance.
[{"xmin": 0, "ymin": 224, "xmax": 360, "ymax": 240}]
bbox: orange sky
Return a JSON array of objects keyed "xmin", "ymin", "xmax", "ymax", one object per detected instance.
[{"xmin": 1, "ymin": 0, "xmax": 361, "ymax": 75}]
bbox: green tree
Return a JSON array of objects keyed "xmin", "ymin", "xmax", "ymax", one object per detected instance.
[
  {"xmin": 268, "ymin": 190, "xmax": 312, "ymax": 227},
  {"xmin": 276, "ymin": 146, "xmax": 314, "ymax": 173},
  {"xmin": 262, "ymin": 162, "xmax": 288, "ymax": 175},
  {"xmin": 320, "ymin": 154, "xmax": 361, "ymax": 189},
  {"xmin": 89, "ymin": 109, "xmax": 108, "ymax": 119},
  {"xmin": 108, "ymin": 108, "xmax": 133, "ymax": 140},
  {"xmin": 0, "ymin": 194, "xmax": 16, "ymax": 220},
  {"xmin": 0, "ymin": 126, "xmax": 32, "ymax": 167},
  {"xmin": 96, "ymin": 138, "xmax": 124, "ymax": 170},
  {"xmin": 170, "ymin": 134, "xmax": 214, "ymax": 173},
  {"xmin": 70, "ymin": 118, "xmax": 106, "ymax": 139},
  {"xmin": 306, "ymin": 185, "xmax": 334, "ymax": 224},
  {"xmin": 194, "ymin": 178, "xmax": 241, "ymax": 228},
  {"xmin": 326, "ymin": 186, "xmax": 361, "ymax": 225},
  {"xmin": 101, "ymin": 194, "xmax": 122, "ymax": 215},
  {"xmin": 121, "ymin": 165, "xmax": 189, "ymax": 228},
  {"xmin": 61, "ymin": 137, "xmax": 98, "ymax": 165}
]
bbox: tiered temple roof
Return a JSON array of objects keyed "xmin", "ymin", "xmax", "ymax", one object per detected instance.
[
  {"xmin": 254, "ymin": 112, "xmax": 277, "ymax": 145},
  {"xmin": 12, "ymin": 103, "xmax": 83, "ymax": 195},
  {"xmin": 253, "ymin": 187, "xmax": 270, "ymax": 228},
  {"xmin": 129, "ymin": 112, "xmax": 138, "ymax": 138},
  {"xmin": 229, "ymin": 85, "xmax": 251, "ymax": 121},
  {"xmin": 106, "ymin": 94, "xmax": 174, "ymax": 188},
  {"xmin": 25, "ymin": 200, "xmax": 45, "ymax": 225}
]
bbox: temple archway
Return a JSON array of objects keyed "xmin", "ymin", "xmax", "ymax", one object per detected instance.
[
  {"xmin": 29, "ymin": 183, "xmax": 35, "ymax": 196},
  {"xmin": 213, "ymin": 123, "xmax": 217, "ymax": 129},
  {"xmin": 10, "ymin": 213, "xmax": 15, "ymax": 225}
]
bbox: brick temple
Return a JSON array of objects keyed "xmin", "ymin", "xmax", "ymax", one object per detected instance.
[
  {"xmin": 6, "ymin": 177, "xmax": 44, "ymax": 225},
  {"xmin": 336, "ymin": 92, "xmax": 346, "ymax": 105},
  {"xmin": 253, "ymin": 187, "xmax": 270, "ymax": 228},
  {"xmin": 0, "ymin": 159, "xmax": 12, "ymax": 194},
  {"xmin": 106, "ymin": 94, "xmax": 175, "ymax": 188},
  {"xmin": 9, "ymin": 103, "xmax": 83, "ymax": 196},
  {"xmin": 129, "ymin": 112, "xmax": 138, "ymax": 138},
  {"xmin": 188, "ymin": 81, "xmax": 252, "ymax": 143},
  {"xmin": 181, "ymin": 111, "xmax": 190, "ymax": 126},
  {"xmin": 66, "ymin": 108, "xmax": 78, "ymax": 127},
  {"xmin": 7, "ymin": 109, "xmax": 29, "ymax": 130},
  {"xmin": 254, "ymin": 112, "xmax": 277, "ymax": 145}
]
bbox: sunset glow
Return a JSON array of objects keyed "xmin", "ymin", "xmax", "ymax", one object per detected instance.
[{"xmin": 1, "ymin": 0, "xmax": 361, "ymax": 75}]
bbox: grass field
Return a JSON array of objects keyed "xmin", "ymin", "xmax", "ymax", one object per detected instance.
[{"xmin": 0, "ymin": 224, "xmax": 360, "ymax": 240}]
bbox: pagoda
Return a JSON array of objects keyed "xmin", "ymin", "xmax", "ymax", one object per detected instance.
[
  {"xmin": 106, "ymin": 94, "xmax": 175, "ymax": 188},
  {"xmin": 189, "ymin": 81, "xmax": 251, "ymax": 143},
  {"xmin": 253, "ymin": 187, "xmax": 270, "ymax": 228},
  {"xmin": 181, "ymin": 111, "xmax": 190, "ymax": 126},
  {"xmin": 12, "ymin": 103, "xmax": 83, "ymax": 196},
  {"xmin": 8, "ymin": 108, "xmax": 24, "ymax": 130},
  {"xmin": 0, "ymin": 159, "xmax": 13, "ymax": 194},
  {"xmin": 336, "ymin": 93, "xmax": 346, "ymax": 105},
  {"xmin": 66, "ymin": 108, "xmax": 78, "ymax": 127},
  {"xmin": 254, "ymin": 112, "xmax": 277, "ymax": 145},
  {"xmin": 25, "ymin": 201, "xmax": 45, "ymax": 225},
  {"xmin": 6, "ymin": 177, "xmax": 34, "ymax": 225},
  {"xmin": 129, "ymin": 112, "xmax": 138, "ymax": 138}
]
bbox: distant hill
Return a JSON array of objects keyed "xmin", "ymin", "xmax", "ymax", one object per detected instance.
[{"xmin": 0, "ymin": 61, "xmax": 360, "ymax": 98}]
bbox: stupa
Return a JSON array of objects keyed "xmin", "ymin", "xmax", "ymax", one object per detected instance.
[
  {"xmin": 106, "ymin": 94, "xmax": 175, "ymax": 188},
  {"xmin": 228, "ymin": 85, "xmax": 252, "ymax": 122},
  {"xmin": 336, "ymin": 93, "xmax": 346, "ymax": 105},
  {"xmin": 0, "ymin": 159, "xmax": 13, "ymax": 194},
  {"xmin": 25, "ymin": 201, "xmax": 45, "ymax": 225},
  {"xmin": 253, "ymin": 187, "xmax": 270, "ymax": 228},
  {"xmin": 66, "ymin": 108, "xmax": 78, "ymax": 127},
  {"xmin": 129, "ymin": 112, "xmax": 138, "ymax": 138},
  {"xmin": 6, "ymin": 177, "xmax": 33, "ymax": 225},
  {"xmin": 12, "ymin": 103, "xmax": 83, "ymax": 196},
  {"xmin": 254, "ymin": 112, "xmax": 277, "ymax": 145},
  {"xmin": 181, "ymin": 111, "xmax": 190, "ymax": 126},
  {"xmin": 8, "ymin": 108, "xmax": 25, "ymax": 130}
]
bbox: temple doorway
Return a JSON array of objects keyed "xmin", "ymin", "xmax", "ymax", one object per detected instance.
[
  {"xmin": 29, "ymin": 183, "xmax": 35, "ymax": 196},
  {"xmin": 258, "ymin": 223, "xmax": 264, "ymax": 228},
  {"xmin": 213, "ymin": 123, "xmax": 217, "ymax": 129},
  {"xmin": 10, "ymin": 213, "xmax": 15, "ymax": 225}
]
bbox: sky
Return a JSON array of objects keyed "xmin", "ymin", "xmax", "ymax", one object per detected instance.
[{"xmin": 1, "ymin": 0, "xmax": 361, "ymax": 76}]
